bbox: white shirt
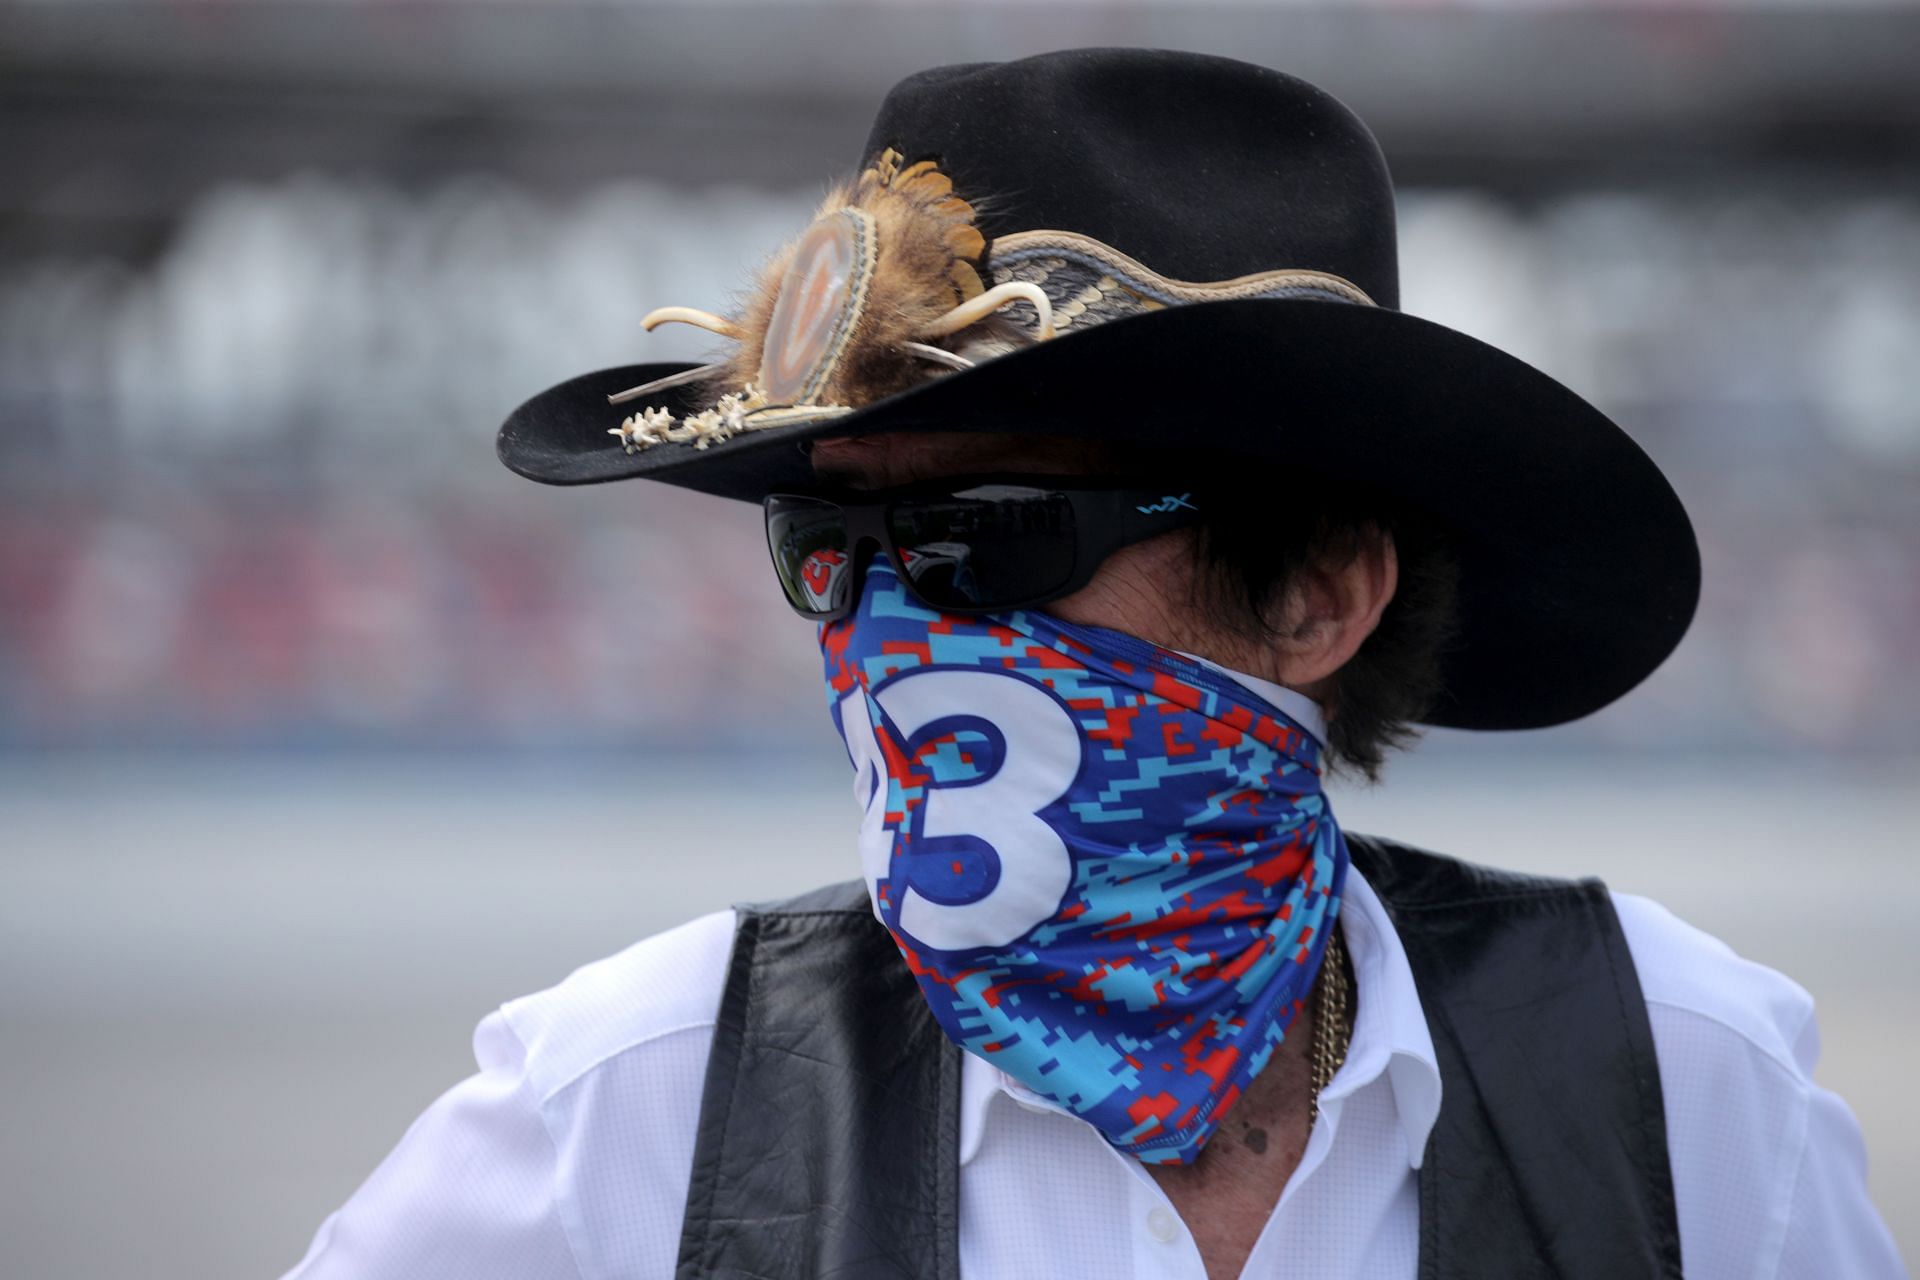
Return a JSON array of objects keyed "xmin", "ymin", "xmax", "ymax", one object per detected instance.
[{"xmin": 280, "ymin": 862, "xmax": 1905, "ymax": 1279}]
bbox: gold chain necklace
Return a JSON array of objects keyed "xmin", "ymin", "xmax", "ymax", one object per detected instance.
[{"xmin": 1308, "ymin": 926, "xmax": 1353, "ymax": 1126}]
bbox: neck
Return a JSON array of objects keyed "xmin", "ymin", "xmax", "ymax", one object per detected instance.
[{"xmin": 1145, "ymin": 953, "xmax": 1326, "ymax": 1280}]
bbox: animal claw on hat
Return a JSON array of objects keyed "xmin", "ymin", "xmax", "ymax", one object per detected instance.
[
  {"xmin": 640, "ymin": 306, "xmax": 744, "ymax": 339},
  {"xmin": 899, "ymin": 341, "xmax": 976, "ymax": 371},
  {"xmin": 919, "ymin": 281, "xmax": 1055, "ymax": 341},
  {"xmin": 607, "ymin": 361, "xmax": 730, "ymax": 405}
]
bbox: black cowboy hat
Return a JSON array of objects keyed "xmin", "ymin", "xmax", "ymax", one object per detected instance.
[{"xmin": 497, "ymin": 47, "xmax": 1699, "ymax": 733}]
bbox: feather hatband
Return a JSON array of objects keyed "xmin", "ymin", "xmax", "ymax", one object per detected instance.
[{"xmin": 609, "ymin": 151, "xmax": 1377, "ymax": 455}]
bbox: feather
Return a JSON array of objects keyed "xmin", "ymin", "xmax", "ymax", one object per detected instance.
[
  {"xmin": 706, "ymin": 147, "xmax": 1003, "ymax": 417},
  {"xmin": 605, "ymin": 150, "xmax": 1056, "ymax": 453}
]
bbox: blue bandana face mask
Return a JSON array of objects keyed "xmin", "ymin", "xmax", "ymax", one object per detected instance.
[{"xmin": 821, "ymin": 559, "xmax": 1348, "ymax": 1166}]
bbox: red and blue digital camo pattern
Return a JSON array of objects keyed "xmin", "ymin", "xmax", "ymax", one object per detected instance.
[{"xmin": 821, "ymin": 559, "xmax": 1347, "ymax": 1165}]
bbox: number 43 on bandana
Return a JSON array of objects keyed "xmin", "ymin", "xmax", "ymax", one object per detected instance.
[{"xmin": 821, "ymin": 559, "xmax": 1348, "ymax": 1166}]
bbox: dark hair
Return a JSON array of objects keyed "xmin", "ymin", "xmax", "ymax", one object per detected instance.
[{"xmin": 1185, "ymin": 472, "xmax": 1461, "ymax": 782}]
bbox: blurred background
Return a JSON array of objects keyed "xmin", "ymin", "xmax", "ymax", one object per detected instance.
[{"xmin": 1, "ymin": 1, "xmax": 1915, "ymax": 1275}]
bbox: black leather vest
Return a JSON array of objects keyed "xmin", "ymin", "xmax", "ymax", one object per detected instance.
[{"xmin": 675, "ymin": 834, "xmax": 1683, "ymax": 1279}]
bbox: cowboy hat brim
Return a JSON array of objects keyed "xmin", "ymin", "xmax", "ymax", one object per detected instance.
[{"xmin": 496, "ymin": 297, "xmax": 1699, "ymax": 733}]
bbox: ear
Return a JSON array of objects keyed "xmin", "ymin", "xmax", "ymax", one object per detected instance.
[{"xmin": 1272, "ymin": 530, "xmax": 1399, "ymax": 690}]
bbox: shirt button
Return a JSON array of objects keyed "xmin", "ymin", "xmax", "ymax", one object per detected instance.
[{"xmin": 1146, "ymin": 1206, "xmax": 1180, "ymax": 1243}]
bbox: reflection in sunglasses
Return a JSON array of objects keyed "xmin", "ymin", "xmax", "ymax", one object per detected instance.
[
  {"xmin": 796, "ymin": 547, "xmax": 850, "ymax": 614},
  {"xmin": 795, "ymin": 542, "xmax": 985, "ymax": 614},
  {"xmin": 899, "ymin": 542, "xmax": 980, "ymax": 606}
]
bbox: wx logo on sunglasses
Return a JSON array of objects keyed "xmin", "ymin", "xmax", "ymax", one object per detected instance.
[{"xmin": 1136, "ymin": 493, "xmax": 1198, "ymax": 515}]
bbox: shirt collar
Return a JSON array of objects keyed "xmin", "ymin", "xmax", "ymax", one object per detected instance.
[
  {"xmin": 1319, "ymin": 858, "xmax": 1443, "ymax": 1167},
  {"xmin": 956, "ymin": 857, "xmax": 1443, "ymax": 1170}
]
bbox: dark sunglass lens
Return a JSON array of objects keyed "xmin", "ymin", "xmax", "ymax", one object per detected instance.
[
  {"xmin": 765, "ymin": 496, "xmax": 853, "ymax": 616},
  {"xmin": 888, "ymin": 484, "xmax": 1076, "ymax": 610}
]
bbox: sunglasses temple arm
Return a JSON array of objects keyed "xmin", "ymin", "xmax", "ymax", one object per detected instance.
[{"xmin": 1113, "ymin": 489, "xmax": 1207, "ymax": 542}]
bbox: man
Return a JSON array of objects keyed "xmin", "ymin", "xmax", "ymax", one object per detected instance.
[{"xmin": 284, "ymin": 49, "xmax": 1903, "ymax": 1279}]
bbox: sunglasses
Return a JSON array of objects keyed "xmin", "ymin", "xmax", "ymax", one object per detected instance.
[{"xmin": 763, "ymin": 476, "xmax": 1207, "ymax": 622}]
